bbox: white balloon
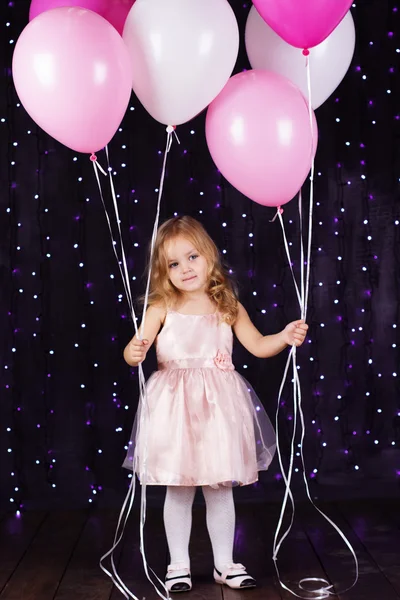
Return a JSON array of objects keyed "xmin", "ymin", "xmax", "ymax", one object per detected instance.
[
  {"xmin": 123, "ymin": 0, "xmax": 239, "ymax": 126},
  {"xmin": 245, "ymin": 7, "xmax": 355, "ymax": 109}
]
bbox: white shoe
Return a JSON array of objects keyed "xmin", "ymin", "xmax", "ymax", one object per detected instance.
[
  {"xmin": 214, "ymin": 563, "xmax": 256, "ymax": 589},
  {"xmin": 165, "ymin": 563, "xmax": 192, "ymax": 593}
]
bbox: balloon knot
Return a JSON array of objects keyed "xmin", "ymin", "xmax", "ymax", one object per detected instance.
[
  {"xmin": 302, "ymin": 48, "xmax": 310, "ymax": 56},
  {"xmin": 90, "ymin": 154, "xmax": 97, "ymax": 162},
  {"xmin": 269, "ymin": 207, "xmax": 284, "ymax": 223},
  {"xmin": 166, "ymin": 125, "xmax": 176, "ymax": 133}
]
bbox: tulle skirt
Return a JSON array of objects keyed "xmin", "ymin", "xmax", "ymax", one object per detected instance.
[{"xmin": 123, "ymin": 361, "xmax": 276, "ymax": 488}]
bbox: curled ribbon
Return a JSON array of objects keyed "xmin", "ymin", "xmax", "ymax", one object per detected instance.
[{"xmin": 271, "ymin": 57, "xmax": 359, "ymax": 600}]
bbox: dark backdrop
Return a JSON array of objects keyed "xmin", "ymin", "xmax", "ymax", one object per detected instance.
[{"xmin": 1, "ymin": 0, "xmax": 399, "ymax": 511}]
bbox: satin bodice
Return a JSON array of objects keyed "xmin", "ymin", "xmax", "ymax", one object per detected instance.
[{"xmin": 155, "ymin": 311, "xmax": 233, "ymax": 368}]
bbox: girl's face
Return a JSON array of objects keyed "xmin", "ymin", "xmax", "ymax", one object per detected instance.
[{"xmin": 164, "ymin": 236, "xmax": 209, "ymax": 295}]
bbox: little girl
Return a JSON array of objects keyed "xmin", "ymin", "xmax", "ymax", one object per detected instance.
[{"xmin": 123, "ymin": 216, "xmax": 308, "ymax": 593}]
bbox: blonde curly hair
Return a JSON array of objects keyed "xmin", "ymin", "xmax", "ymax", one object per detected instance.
[{"xmin": 142, "ymin": 216, "xmax": 239, "ymax": 324}]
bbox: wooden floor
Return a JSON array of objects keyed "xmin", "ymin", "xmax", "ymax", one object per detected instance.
[{"xmin": 1, "ymin": 499, "xmax": 400, "ymax": 600}]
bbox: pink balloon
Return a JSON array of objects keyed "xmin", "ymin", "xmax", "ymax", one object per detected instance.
[
  {"xmin": 252, "ymin": 0, "xmax": 353, "ymax": 49},
  {"xmin": 13, "ymin": 8, "xmax": 132, "ymax": 153},
  {"xmin": 205, "ymin": 70, "xmax": 318, "ymax": 208},
  {"xmin": 30, "ymin": 0, "xmax": 135, "ymax": 35},
  {"xmin": 29, "ymin": 0, "xmax": 108, "ymax": 21},
  {"xmin": 103, "ymin": 0, "xmax": 135, "ymax": 35}
]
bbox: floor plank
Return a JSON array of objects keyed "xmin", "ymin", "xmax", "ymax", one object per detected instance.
[
  {"xmin": 0, "ymin": 501, "xmax": 396, "ymax": 600},
  {"xmin": 54, "ymin": 508, "xmax": 121, "ymax": 600},
  {"xmin": 220, "ymin": 500, "xmax": 281, "ymax": 600},
  {"xmin": 0, "ymin": 511, "xmax": 47, "ymax": 593},
  {"xmin": 300, "ymin": 501, "xmax": 400, "ymax": 600},
  {"xmin": 261, "ymin": 502, "xmax": 333, "ymax": 600},
  {"xmin": 109, "ymin": 492, "xmax": 169, "ymax": 600},
  {"xmin": 0, "ymin": 511, "xmax": 88, "ymax": 600},
  {"xmin": 337, "ymin": 501, "xmax": 400, "ymax": 597}
]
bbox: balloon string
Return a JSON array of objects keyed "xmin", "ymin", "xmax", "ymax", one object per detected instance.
[
  {"xmin": 271, "ymin": 57, "xmax": 359, "ymax": 599},
  {"xmin": 92, "ymin": 127, "xmax": 175, "ymax": 600}
]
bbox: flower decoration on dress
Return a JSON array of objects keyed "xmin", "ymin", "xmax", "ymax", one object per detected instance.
[{"xmin": 214, "ymin": 350, "xmax": 235, "ymax": 371}]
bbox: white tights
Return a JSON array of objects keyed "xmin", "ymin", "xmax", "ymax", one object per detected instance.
[{"xmin": 163, "ymin": 485, "xmax": 235, "ymax": 572}]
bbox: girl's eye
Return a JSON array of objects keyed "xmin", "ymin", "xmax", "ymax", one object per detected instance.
[
  {"xmin": 189, "ymin": 254, "xmax": 198, "ymax": 261},
  {"xmin": 169, "ymin": 262, "xmax": 178, "ymax": 269}
]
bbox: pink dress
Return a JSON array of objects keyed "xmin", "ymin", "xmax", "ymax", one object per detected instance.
[{"xmin": 123, "ymin": 310, "xmax": 276, "ymax": 487}]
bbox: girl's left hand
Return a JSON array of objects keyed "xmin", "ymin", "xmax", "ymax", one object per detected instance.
[{"xmin": 282, "ymin": 319, "xmax": 308, "ymax": 347}]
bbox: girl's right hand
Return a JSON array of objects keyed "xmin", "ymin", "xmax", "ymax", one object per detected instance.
[{"xmin": 127, "ymin": 338, "xmax": 149, "ymax": 365}]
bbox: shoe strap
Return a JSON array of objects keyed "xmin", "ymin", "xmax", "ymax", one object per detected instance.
[
  {"xmin": 167, "ymin": 562, "xmax": 190, "ymax": 574},
  {"xmin": 221, "ymin": 563, "xmax": 247, "ymax": 580}
]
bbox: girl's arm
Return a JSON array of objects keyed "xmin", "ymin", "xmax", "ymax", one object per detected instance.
[
  {"xmin": 123, "ymin": 304, "xmax": 166, "ymax": 367},
  {"xmin": 233, "ymin": 303, "xmax": 308, "ymax": 359}
]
